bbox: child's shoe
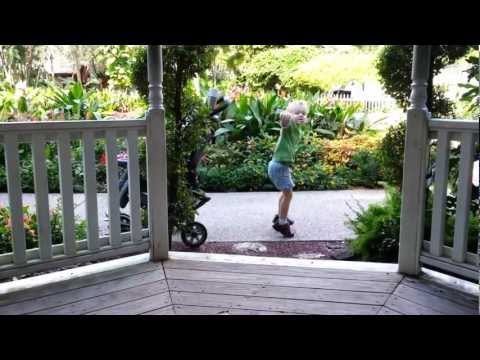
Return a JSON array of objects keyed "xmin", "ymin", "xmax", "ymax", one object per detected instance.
[{"xmin": 272, "ymin": 222, "xmax": 295, "ymax": 238}]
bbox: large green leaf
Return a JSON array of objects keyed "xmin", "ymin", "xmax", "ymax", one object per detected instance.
[{"xmin": 214, "ymin": 128, "xmax": 232, "ymax": 137}]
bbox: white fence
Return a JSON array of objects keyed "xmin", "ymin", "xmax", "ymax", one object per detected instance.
[
  {"xmin": 0, "ymin": 120, "xmax": 151, "ymax": 279},
  {"xmin": 319, "ymin": 93, "xmax": 398, "ymax": 113}
]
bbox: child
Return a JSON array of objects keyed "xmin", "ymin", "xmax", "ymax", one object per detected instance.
[{"xmin": 268, "ymin": 100, "xmax": 308, "ymax": 238}]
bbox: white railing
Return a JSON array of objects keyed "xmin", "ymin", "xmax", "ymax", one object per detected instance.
[
  {"xmin": 420, "ymin": 119, "xmax": 479, "ymax": 280},
  {"xmin": 0, "ymin": 120, "xmax": 151, "ymax": 279}
]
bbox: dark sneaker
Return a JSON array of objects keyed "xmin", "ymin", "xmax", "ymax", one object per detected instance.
[
  {"xmin": 272, "ymin": 222, "xmax": 295, "ymax": 238},
  {"xmin": 272, "ymin": 214, "xmax": 294, "ymax": 225}
]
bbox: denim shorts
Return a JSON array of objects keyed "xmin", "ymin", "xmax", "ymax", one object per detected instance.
[{"xmin": 268, "ymin": 160, "xmax": 294, "ymax": 191}]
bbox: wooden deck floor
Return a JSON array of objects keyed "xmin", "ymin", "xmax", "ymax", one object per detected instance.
[{"xmin": 0, "ymin": 257, "xmax": 477, "ymax": 315}]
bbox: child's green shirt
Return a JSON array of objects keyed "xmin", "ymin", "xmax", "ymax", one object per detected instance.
[{"xmin": 272, "ymin": 120, "xmax": 303, "ymax": 165}]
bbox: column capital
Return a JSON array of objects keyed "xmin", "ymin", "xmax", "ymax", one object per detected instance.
[
  {"xmin": 409, "ymin": 45, "xmax": 431, "ymax": 112},
  {"xmin": 147, "ymin": 45, "xmax": 164, "ymax": 111}
]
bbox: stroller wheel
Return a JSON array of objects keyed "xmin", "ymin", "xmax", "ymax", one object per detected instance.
[{"xmin": 181, "ymin": 222, "xmax": 207, "ymax": 248}]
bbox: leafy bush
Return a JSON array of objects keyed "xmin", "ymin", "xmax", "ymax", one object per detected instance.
[
  {"xmin": 239, "ymin": 46, "xmax": 320, "ymax": 92},
  {"xmin": 90, "ymin": 45, "xmax": 139, "ymax": 90},
  {"xmin": 319, "ymin": 134, "xmax": 381, "ymax": 171},
  {"xmin": 199, "ymin": 133, "xmax": 383, "ymax": 192},
  {"xmin": 346, "ymin": 150, "xmax": 382, "ymax": 188},
  {"xmin": 0, "ymin": 203, "xmax": 87, "ymax": 255},
  {"xmin": 347, "ymin": 185, "xmax": 402, "ymax": 262},
  {"xmin": 377, "ymin": 121, "xmax": 406, "ymax": 188}
]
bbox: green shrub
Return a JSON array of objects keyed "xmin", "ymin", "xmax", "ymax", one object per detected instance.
[
  {"xmin": 240, "ymin": 46, "xmax": 319, "ymax": 92},
  {"xmin": 347, "ymin": 150, "xmax": 382, "ymax": 188},
  {"xmin": 199, "ymin": 132, "xmax": 382, "ymax": 192},
  {"xmin": 347, "ymin": 185, "xmax": 402, "ymax": 262},
  {"xmin": 377, "ymin": 121, "xmax": 406, "ymax": 188}
]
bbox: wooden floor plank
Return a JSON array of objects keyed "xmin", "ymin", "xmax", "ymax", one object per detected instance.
[
  {"xmin": 171, "ymin": 291, "xmax": 381, "ymax": 315},
  {"xmin": 142, "ymin": 305, "xmax": 176, "ymax": 315},
  {"xmin": 384, "ymin": 295, "xmax": 443, "ymax": 315},
  {"xmin": 172, "ymin": 304, "xmax": 297, "ymax": 315},
  {"xmin": 168, "ymin": 279, "xmax": 389, "ymax": 305},
  {"xmin": 0, "ymin": 269, "xmax": 164, "ymax": 315},
  {"xmin": 163, "ymin": 259, "xmax": 403, "ymax": 282},
  {"xmin": 0, "ymin": 262, "xmax": 159, "ymax": 306},
  {"xmin": 87, "ymin": 292, "xmax": 171, "ymax": 315},
  {"xmin": 165, "ymin": 268, "xmax": 398, "ymax": 293},
  {"xmin": 31, "ymin": 281, "xmax": 168, "ymax": 315},
  {"xmin": 377, "ymin": 307, "xmax": 403, "ymax": 315},
  {"xmin": 393, "ymin": 284, "xmax": 477, "ymax": 315},
  {"xmin": 400, "ymin": 277, "xmax": 478, "ymax": 310}
]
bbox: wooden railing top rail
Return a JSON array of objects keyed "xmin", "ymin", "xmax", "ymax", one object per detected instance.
[
  {"xmin": 0, "ymin": 119, "xmax": 147, "ymax": 133},
  {"xmin": 429, "ymin": 119, "xmax": 479, "ymax": 133}
]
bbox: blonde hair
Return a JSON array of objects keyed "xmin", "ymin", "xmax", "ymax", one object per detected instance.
[{"xmin": 286, "ymin": 100, "xmax": 308, "ymax": 114}]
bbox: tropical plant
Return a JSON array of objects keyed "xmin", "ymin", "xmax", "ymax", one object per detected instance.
[
  {"xmin": 311, "ymin": 100, "xmax": 364, "ymax": 139},
  {"xmin": 48, "ymin": 81, "xmax": 99, "ymax": 120},
  {"xmin": 215, "ymin": 92, "xmax": 287, "ymax": 141}
]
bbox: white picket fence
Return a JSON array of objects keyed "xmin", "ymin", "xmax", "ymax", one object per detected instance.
[{"xmin": 319, "ymin": 93, "xmax": 398, "ymax": 113}]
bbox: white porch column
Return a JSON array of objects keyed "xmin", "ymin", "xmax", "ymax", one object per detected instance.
[
  {"xmin": 146, "ymin": 45, "xmax": 169, "ymax": 261},
  {"xmin": 398, "ymin": 45, "xmax": 432, "ymax": 275}
]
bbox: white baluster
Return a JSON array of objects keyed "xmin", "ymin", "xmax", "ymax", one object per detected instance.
[
  {"xmin": 32, "ymin": 134, "xmax": 52, "ymax": 260},
  {"xmin": 4, "ymin": 134, "xmax": 26, "ymax": 265},
  {"xmin": 82, "ymin": 131, "xmax": 99, "ymax": 251},
  {"xmin": 430, "ymin": 131, "xmax": 450, "ymax": 256},
  {"xmin": 58, "ymin": 132, "xmax": 76, "ymax": 256},
  {"xmin": 105, "ymin": 130, "xmax": 121, "ymax": 247}
]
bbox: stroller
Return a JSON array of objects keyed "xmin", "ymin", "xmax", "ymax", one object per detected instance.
[{"xmin": 117, "ymin": 89, "xmax": 230, "ymax": 248}]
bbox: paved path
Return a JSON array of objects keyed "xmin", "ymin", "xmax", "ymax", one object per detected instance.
[
  {"xmin": 196, "ymin": 190, "xmax": 385, "ymax": 242},
  {"xmin": 0, "ymin": 189, "xmax": 386, "ymax": 242}
]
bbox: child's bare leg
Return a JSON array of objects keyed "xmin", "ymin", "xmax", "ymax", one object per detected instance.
[
  {"xmin": 279, "ymin": 190, "xmax": 292, "ymax": 221},
  {"xmin": 278, "ymin": 192, "xmax": 284, "ymax": 216}
]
